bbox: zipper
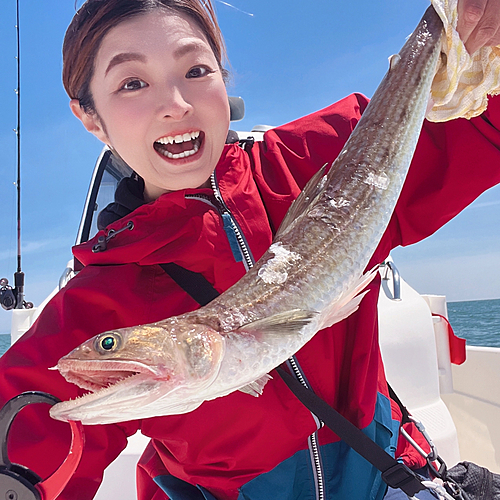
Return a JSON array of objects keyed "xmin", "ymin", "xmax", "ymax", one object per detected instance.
[
  {"xmin": 287, "ymin": 357, "xmax": 326, "ymax": 500},
  {"xmin": 184, "ymin": 192, "xmax": 243, "ymax": 266},
  {"xmin": 209, "ymin": 171, "xmax": 255, "ymax": 271},
  {"xmin": 184, "ymin": 175, "xmax": 254, "ymax": 271}
]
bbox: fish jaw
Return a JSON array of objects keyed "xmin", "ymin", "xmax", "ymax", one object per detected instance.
[
  {"xmin": 55, "ymin": 358, "xmax": 164, "ymax": 392},
  {"xmin": 50, "ymin": 372, "xmax": 166, "ymax": 424}
]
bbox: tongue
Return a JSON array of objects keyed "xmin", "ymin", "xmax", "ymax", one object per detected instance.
[{"xmin": 161, "ymin": 140, "xmax": 195, "ymax": 155}]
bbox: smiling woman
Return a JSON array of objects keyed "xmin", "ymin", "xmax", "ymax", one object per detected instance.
[{"xmin": 66, "ymin": 7, "xmax": 230, "ymax": 199}]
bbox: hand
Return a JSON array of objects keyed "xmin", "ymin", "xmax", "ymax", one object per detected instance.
[{"xmin": 457, "ymin": 0, "xmax": 500, "ymax": 54}]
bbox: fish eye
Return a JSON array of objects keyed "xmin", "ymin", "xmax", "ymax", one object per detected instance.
[{"xmin": 96, "ymin": 333, "xmax": 122, "ymax": 353}]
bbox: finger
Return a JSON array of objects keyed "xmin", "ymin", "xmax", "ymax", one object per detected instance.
[
  {"xmin": 457, "ymin": 0, "xmax": 488, "ymax": 46},
  {"xmin": 480, "ymin": 28, "xmax": 500, "ymax": 47},
  {"xmin": 464, "ymin": 0, "xmax": 500, "ymax": 53}
]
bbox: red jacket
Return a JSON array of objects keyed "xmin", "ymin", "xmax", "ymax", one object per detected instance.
[{"xmin": 2, "ymin": 93, "xmax": 500, "ymax": 500}]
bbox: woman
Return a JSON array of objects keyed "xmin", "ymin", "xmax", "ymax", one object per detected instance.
[{"xmin": 1, "ymin": 0, "xmax": 500, "ymax": 499}]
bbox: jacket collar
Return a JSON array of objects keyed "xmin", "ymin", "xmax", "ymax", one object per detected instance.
[{"xmin": 73, "ymin": 144, "xmax": 254, "ymax": 270}]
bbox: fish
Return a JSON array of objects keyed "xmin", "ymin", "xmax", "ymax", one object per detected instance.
[{"xmin": 50, "ymin": 6, "xmax": 443, "ymax": 425}]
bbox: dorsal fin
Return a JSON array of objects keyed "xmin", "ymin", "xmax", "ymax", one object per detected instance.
[
  {"xmin": 388, "ymin": 54, "xmax": 401, "ymax": 71},
  {"xmin": 274, "ymin": 164, "xmax": 328, "ymax": 239}
]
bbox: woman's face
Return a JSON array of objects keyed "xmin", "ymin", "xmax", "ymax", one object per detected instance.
[{"xmin": 72, "ymin": 10, "xmax": 230, "ymax": 201}]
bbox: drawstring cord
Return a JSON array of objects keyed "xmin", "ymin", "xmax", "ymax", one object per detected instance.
[{"xmin": 92, "ymin": 221, "xmax": 134, "ymax": 252}]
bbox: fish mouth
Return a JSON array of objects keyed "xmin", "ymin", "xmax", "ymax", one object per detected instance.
[
  {"xmin": 50, "ymin": 358, "xmax": 207, "ymax": 424},
  {"xmin": 153, "ymin": 130, "xmax": 204, "ymax": 160},
  {"xmin": 56, "ymin": 359, "xmax": 162, "ymax": 393},
  {"xmin": 50, "ymin": 359, "xmax": 170, "ymax": 423}
]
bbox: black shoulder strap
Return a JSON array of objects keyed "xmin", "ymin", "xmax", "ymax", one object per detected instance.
[
  {"xmin": 159, "ymin": 263, "xmax": 220, "ymax": 306},
  {"xmin": 275, "ymin": 366, "xmax": 427, "ymax": 497},
  {"xmin": 388, "ymin": 383, "xmax": 412, "ymax": 425}
]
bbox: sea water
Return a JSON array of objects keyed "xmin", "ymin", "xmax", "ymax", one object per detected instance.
[
  {"xmin": 447, "ymin": 298, "xmax": 500, "ymax": 348},
  {"xmin": 0, "ymin": 299, "xmax": 499, "ymax": 356},
  {"xmin": 0, "ymin": 333, "xmax": 10, "ymax": 355},
  {"xmin": 0, "ymin": 334, "xmax": 10, "ymax": 356}
]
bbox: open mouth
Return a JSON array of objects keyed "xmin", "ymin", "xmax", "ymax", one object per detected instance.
[
  {"xmin": 153, "ymin": 131, "xmax": 204, "ymax": 160},
  {"xmin": 57, "ymin": 359, "xmax": 160, "ymax": 393}
]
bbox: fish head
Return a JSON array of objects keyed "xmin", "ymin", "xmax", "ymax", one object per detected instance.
[{"xmin": 50, "ymin": 318, "xmax": 225, "ymax": 424}]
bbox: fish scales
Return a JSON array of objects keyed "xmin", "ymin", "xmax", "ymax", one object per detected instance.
[
  {"xmin": 51, "ymin": 7, "xmax": 443, "ymax": 424},
  {"xmin": 202, "ymin": 13, "xmax": 442, "ymax": 329}
]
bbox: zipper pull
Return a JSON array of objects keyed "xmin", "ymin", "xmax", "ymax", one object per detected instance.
[{"xmin": 221, "ymin": 212, "xmax": 244, "ymax": 263}]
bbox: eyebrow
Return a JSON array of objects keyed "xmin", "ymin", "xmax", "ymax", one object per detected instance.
[
  {"xmin": 105, "ymin": 52, "xmax": 147, "ymax": 76},
  {"xmin": 173, "ymin": 41, "xmax": 212, "ymax": 60}
]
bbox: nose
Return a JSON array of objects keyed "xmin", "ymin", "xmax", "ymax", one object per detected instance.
[{"xmin": 156, "ymin": 84, "xmax": 192, "ymax": 121}]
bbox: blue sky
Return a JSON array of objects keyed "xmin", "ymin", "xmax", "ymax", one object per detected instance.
[{"xmin": 0, "ymin": 0, "xmax": 499, "ymax": 333}]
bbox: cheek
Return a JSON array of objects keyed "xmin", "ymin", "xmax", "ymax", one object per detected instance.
[
  {"xmin": 202, "ymin": 82, "xmax": 230, "ymax": 122},
  {"xmin": 207, "ymin": 97, "xmax": 230, "ymax": 147},
  {"xmin": 101, "ymin": 103, "xmax": 151, "ymax": 149},
  {"xmin": 110, "ymin": 100, "xmax": 150, "ymax": 125}
]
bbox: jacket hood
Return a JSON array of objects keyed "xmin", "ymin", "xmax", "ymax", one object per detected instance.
[{"xmin": 96, "ymin": 173, "xmax": 145, "ymax": 231}]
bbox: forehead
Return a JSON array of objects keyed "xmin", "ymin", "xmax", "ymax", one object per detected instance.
[{"xmin": 95, "ymin": 10, "xmax": 214, "ymax": 70}]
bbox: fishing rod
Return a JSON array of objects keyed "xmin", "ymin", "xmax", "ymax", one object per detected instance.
[{"xmin": 0, "ymin": 0, "xmax": 32, "ymax": 311}]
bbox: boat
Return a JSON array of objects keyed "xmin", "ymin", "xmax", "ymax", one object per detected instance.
[{"xmin": 4, "ymin": 120, "xmax": 500, "ymax": 498}]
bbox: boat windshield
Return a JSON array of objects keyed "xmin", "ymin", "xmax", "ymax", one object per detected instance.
[{"xmin": 76, "ymin": 148, "xmax": 133, "ymax": 245}]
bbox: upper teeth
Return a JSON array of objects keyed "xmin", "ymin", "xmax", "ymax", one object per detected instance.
[{"xmin": 156, "ymin": 131, "xmax": 200, "ymax": 145}]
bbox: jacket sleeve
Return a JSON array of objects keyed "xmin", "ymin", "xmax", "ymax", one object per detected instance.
[{"xmin": 0, "ymin": 274, "xmax": 140, "ymax": 500}]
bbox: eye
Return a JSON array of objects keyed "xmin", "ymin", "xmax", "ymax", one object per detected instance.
[
  {"xmin": 186, "ymin": 66, "xmax": 214, "ymax": 79},
  {"xmin": 96, "ymin": 333, "xmax": 122, "ymax": 353},
  {"xmin": 120, "ymin": 78, "xmax": 148, "ymax": 91}
]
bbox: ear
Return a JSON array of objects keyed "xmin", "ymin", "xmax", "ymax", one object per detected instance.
[{"xmin": 70, "ymin": 99, "xmax": 110, "ymax": 144}]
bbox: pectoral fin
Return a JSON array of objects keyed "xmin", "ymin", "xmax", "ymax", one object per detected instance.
[{"xmin": 237, "ymin": 309, "xmax": 318, "ymax": 336}]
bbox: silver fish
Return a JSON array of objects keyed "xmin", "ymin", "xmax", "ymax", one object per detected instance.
[{"xmin": 51, "ymin": 7, "xmax": 443, "ymax": 425}]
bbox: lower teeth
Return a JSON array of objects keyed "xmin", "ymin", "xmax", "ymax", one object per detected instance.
[{"xmin": 162, "ymin": 143, "xmax": 199, "ymax": 160}]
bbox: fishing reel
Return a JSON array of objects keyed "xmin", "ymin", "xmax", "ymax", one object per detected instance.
[
  {"xmin": 0, "ymin": 392, "xmax": 84, "ymax": 500},
  {"xmin": 0, "ymin": 274, "xmax": 33, "ymax": 311}
]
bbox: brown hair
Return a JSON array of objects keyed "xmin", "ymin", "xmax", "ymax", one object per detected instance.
[{"xmin": 63, "ymin": 0, "xmax": 228, "ymax": 113}]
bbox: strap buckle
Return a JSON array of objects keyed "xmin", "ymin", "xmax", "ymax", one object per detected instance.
[{"xmin": 381, "ymin": 462, "xmax": 425, "ymax": 496}]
